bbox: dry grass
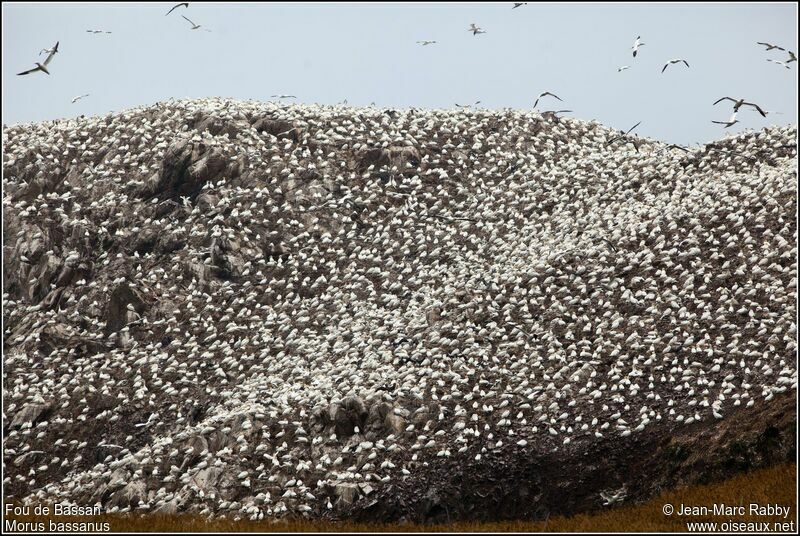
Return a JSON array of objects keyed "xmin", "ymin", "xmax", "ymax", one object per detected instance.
[{"xmin": 4, "ymin": 464, "xmax": 796, "ymax": 532}]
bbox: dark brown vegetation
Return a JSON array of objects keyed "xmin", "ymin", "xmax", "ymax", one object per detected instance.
[{"xmin": 4, "ymin": 463, "xmax": 796, "ymax": 532}]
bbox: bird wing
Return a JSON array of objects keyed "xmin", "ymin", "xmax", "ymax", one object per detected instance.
[
  {"xmin": 43, "ymin": 42, "xmax": 59, "ymax": 66},
  {"xmin": 743, "ymin": 102, "xmax": 767, "ymax": 117},
  {"xmin": 682, "ymin": 60, "xmax": 690, "ymax": 67},
  {"xmin": 713, "ymin": 97, "xmax": 734, "ymax": 106},
  {"xmin": 166, "ymin": 2, "xmax": 187, "ymax": 15},
  {"xmin": 626, "ymin": 121, "xmax": 641, "ymax": 134},
  {"xmin": 547, "ymin": 92, "xmax": 563, "ymax": 101},
  {"xmin": 661, "ymin": 63, "xmax": 668, "ymax": 73},
  {"xmin": 533, "ymin": 98, "xmax": 540, "ymax": 108},
  {"xmin": 182, "ymin": 14, "xmax": 197, "ymax": 26},
  {"xmin": 632, "ymin": 50, "xmax": 637, "ymax": 57},
  {"xmin": 17, "ymin": 66, "xmax": 39, "ymax": 76}
]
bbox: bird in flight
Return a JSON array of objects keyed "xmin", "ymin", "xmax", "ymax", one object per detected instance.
[
  {"xmin": 416, "ymin": 40, "xmax": 437, "ymax": 46},
  {"xmin": 455, "ymin": 101, "xmax": 482, "ymax": 108},
  {"xmin": 661, "ymin": 59, "xmax": 689, "ymax": 73},
  {"xmin": 713, "ymin": 97, "xmax": 766, "ymax": 117},
  {"xmin": 182, "ymin": 15, "xmax": 209, "ymax": 30},
  {"xmin": 785, "ymin": 50, "xmax": 797, "ymax": 63},
  {"xmin": 39, "ymin": 44, "xmax": 57, "ymax": 56},
  {"xmin": 86, "ymin": 30, "xmax": 112, "ymax": 34},
  {"xmin": 533, "ymin": 91, "xmax": 563, "ymax": 109},
  {"xmin": 468, "ymin": 24, "xmax": 486, "ymax": 35},
  {"xmin": 632, "ymin": 36, "xmax": 645, "ymax": 57},
  {"xmin": 71, "ymin": 94, "xmax": 90, "ymax": 103},
  {"xmin": 757, "ymin": 42, "xmax": 785, "ymax": 51},
  {"xmin": 17, "ymin": 41, "xmax": 58, "ymax": 76},
  {"xmin": 617, "ymin": 65, "xmax": 630, "ymax": 72},
  {"xmin": 166, "ymin": 2, "xmax": 189, "ymax": 16},
  {"xmin": 606, "ymin": 121, "xmax": 642, "ymax": 145},
  {"xmin": 712, "ymin": 112, "xmax": 739, "ymax": 128},
  {"xmin": 513, "ymin": 2, "xmax": 528, "ymax": 8},
  {"xmin": 766, "ymin": 58, "xmax": 791, "ymax": 69},
  {"xmin": 271, "ymin": 95, "xmax": 297, "ymax": 99}
]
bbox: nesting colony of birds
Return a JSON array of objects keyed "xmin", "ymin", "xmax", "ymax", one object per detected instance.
[{"xmin": 2, "ymin": 97, "xmax": 797, "ymax": 522}]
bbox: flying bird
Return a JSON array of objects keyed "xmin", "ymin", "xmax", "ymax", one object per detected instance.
[
  {"xmin": 71, "ymin": 94, "xmax": 90, "ymax": 103},
  {"xmin": 416, "ymin": 40, "xmax": 437, "ymax": 46},
  {"xmin": 17, "ymin": 41, "xmax": 58, "ymax": 76},
  {"xmin": 513, "ymin": 2, "xmax": 528, "ymax": 8},
  {"xmin": 455, "ymin": 101, "xmax": 482, "ymax": 108},
  {"xmin": 786, "ymin": 50, "xmax": 797, "ymax": 63},
  {"xmin": 713, "ymin": 97, "xmax": 767, "ymax": 117},
  {"xmin": 606, "ymin": 121, "xmax": 642, "ymax": 145},
  {"xmin": 757, "ymin": 42, "xmax": 785, "ymax": 51},
  {"xmin": 533, "ymin": 91, "xmax": 563, "ymax": 109},
  {"xmin": 86, "ymin": 30, "xmax": 112, "ymax": 34},
  {"xmin": 468, "ymin": 24, "xmax": 486, "ymax": 35},
  {"xmin": 182, "ymin": 15, "xmax": 205, "ymax": 30},
  {"xmin": 766, "ymin": 58, "xmax": 791, "ymax": 69},
  {"xmin": 271, "ymin": 95, "xmax": 297, "ymax": 99},
  {"xmin": 632, "ymin": 36, "xmax": 645, "ymax": 57},
  {"xmin": 617, "ymin": 66, "xmax": 630, "ymax": 72},
  {"xmin": 661, "ymin": 59, "xmax": 689, "ymax": 73},
  {"xmin": 38, "ymin": 45, "xmax": 57, "ymax": 56},
  {"xmin": 166, "ymin": 2, "xmax": 189, "ymax": 16},
  {"xmin": 712, "ymin": 112, "xmax": 739, "ymax": 128}
]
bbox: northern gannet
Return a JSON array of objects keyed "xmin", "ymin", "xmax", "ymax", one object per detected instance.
[
  {"xmin": 533, "ymin": 91, "xmax": 563, "ymax": 109},
  {"xmin": 766, "ymin": 58, "xmax": 791, "ymax": 69},
  {"xmin": 468, "ymin": 24, "xmax": 486, "ymax": 35},
  {"xmin": 713, "ymin": 97, "xmax": 766, "ymax": 117},
  {"xmin": 661, "ymin": 59, "xmax": 689, "ymax": 73},
  {"xmin": 71, "ymin": 94, "xmax": 90, "ymax": 103},
  {"xmin": 606, "ymin": 121, "xmax": 641, "ymax": 145},
  {"xmin": 757, "ymin": 42, "xmax": 785, "ymax": 51},
  {"xmin": 416, "ymin": 40, "xmax": 437, "ymax": 46},
  {"xmin": 712, "ymin": 112, "xmax": 739, "ymax": 128},
  {"xmin": 17, "ymin": 41, "xmax": 58, "ymax": 76},
  {"xmin": 632, "ymin": 36, "xmax": 645, "ymax": 57}
]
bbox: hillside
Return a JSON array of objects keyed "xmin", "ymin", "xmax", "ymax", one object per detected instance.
[{"xmin": 2, "ymin": 99, "xmax": 797, "ymax": 523}]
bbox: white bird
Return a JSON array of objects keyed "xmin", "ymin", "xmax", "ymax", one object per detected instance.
[
  {"xmin": 416, "ymin": 40, "xmax": 437, "ymax": 46},
  {"xmin": 786, "ymin": 50, "xmax": 797, "ymax": 63},
  {"xmin": 468, "ymin": 24, "xmax": 486, "ymax": 35},
  {"xmin": 17, "ymin": 41, "xmax": 58, "ymax": 76},
  {"xmin": 767, "ymin": 58, "xmax": 791, "ymax": 69},
  {"xmin": 533, "ymin": 91, "xmax": 563, "ymax": 109},
  {"xmin": 617, "ymin": 65, "xmax": 630, "ymax": 72},
  {"xmin": 712, "ymin": 112, "xmax": 739, "ymax": 128},
  {"xmin": 38, "ymin": 45, "xmax": 57, "ymax": 56},
  {"xmin": 86, "ymin": 30, "xmax": 112, "ymax": 34},
  {"xmin": 166, "ymin": 2, "xmax": 189, "ymax": 16},
  {"xmin": 661, "ymin": 59, "xmax": 689, "ymax": 73},
  {"xmin": 632, "ymin": 36, "xmax": 645, "ymax": 57},
  {"xmin": 71, "ymin": 94, "xmax": 90, "ymax": 103},
  {"xmin": 271, "ymin": 95, "xmax": 297, "ymax": 99}
]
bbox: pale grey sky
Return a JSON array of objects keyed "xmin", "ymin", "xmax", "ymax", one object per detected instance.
[{"xmin": 2, "ymin": 2, "xmax": 797, "ymax": 144}]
